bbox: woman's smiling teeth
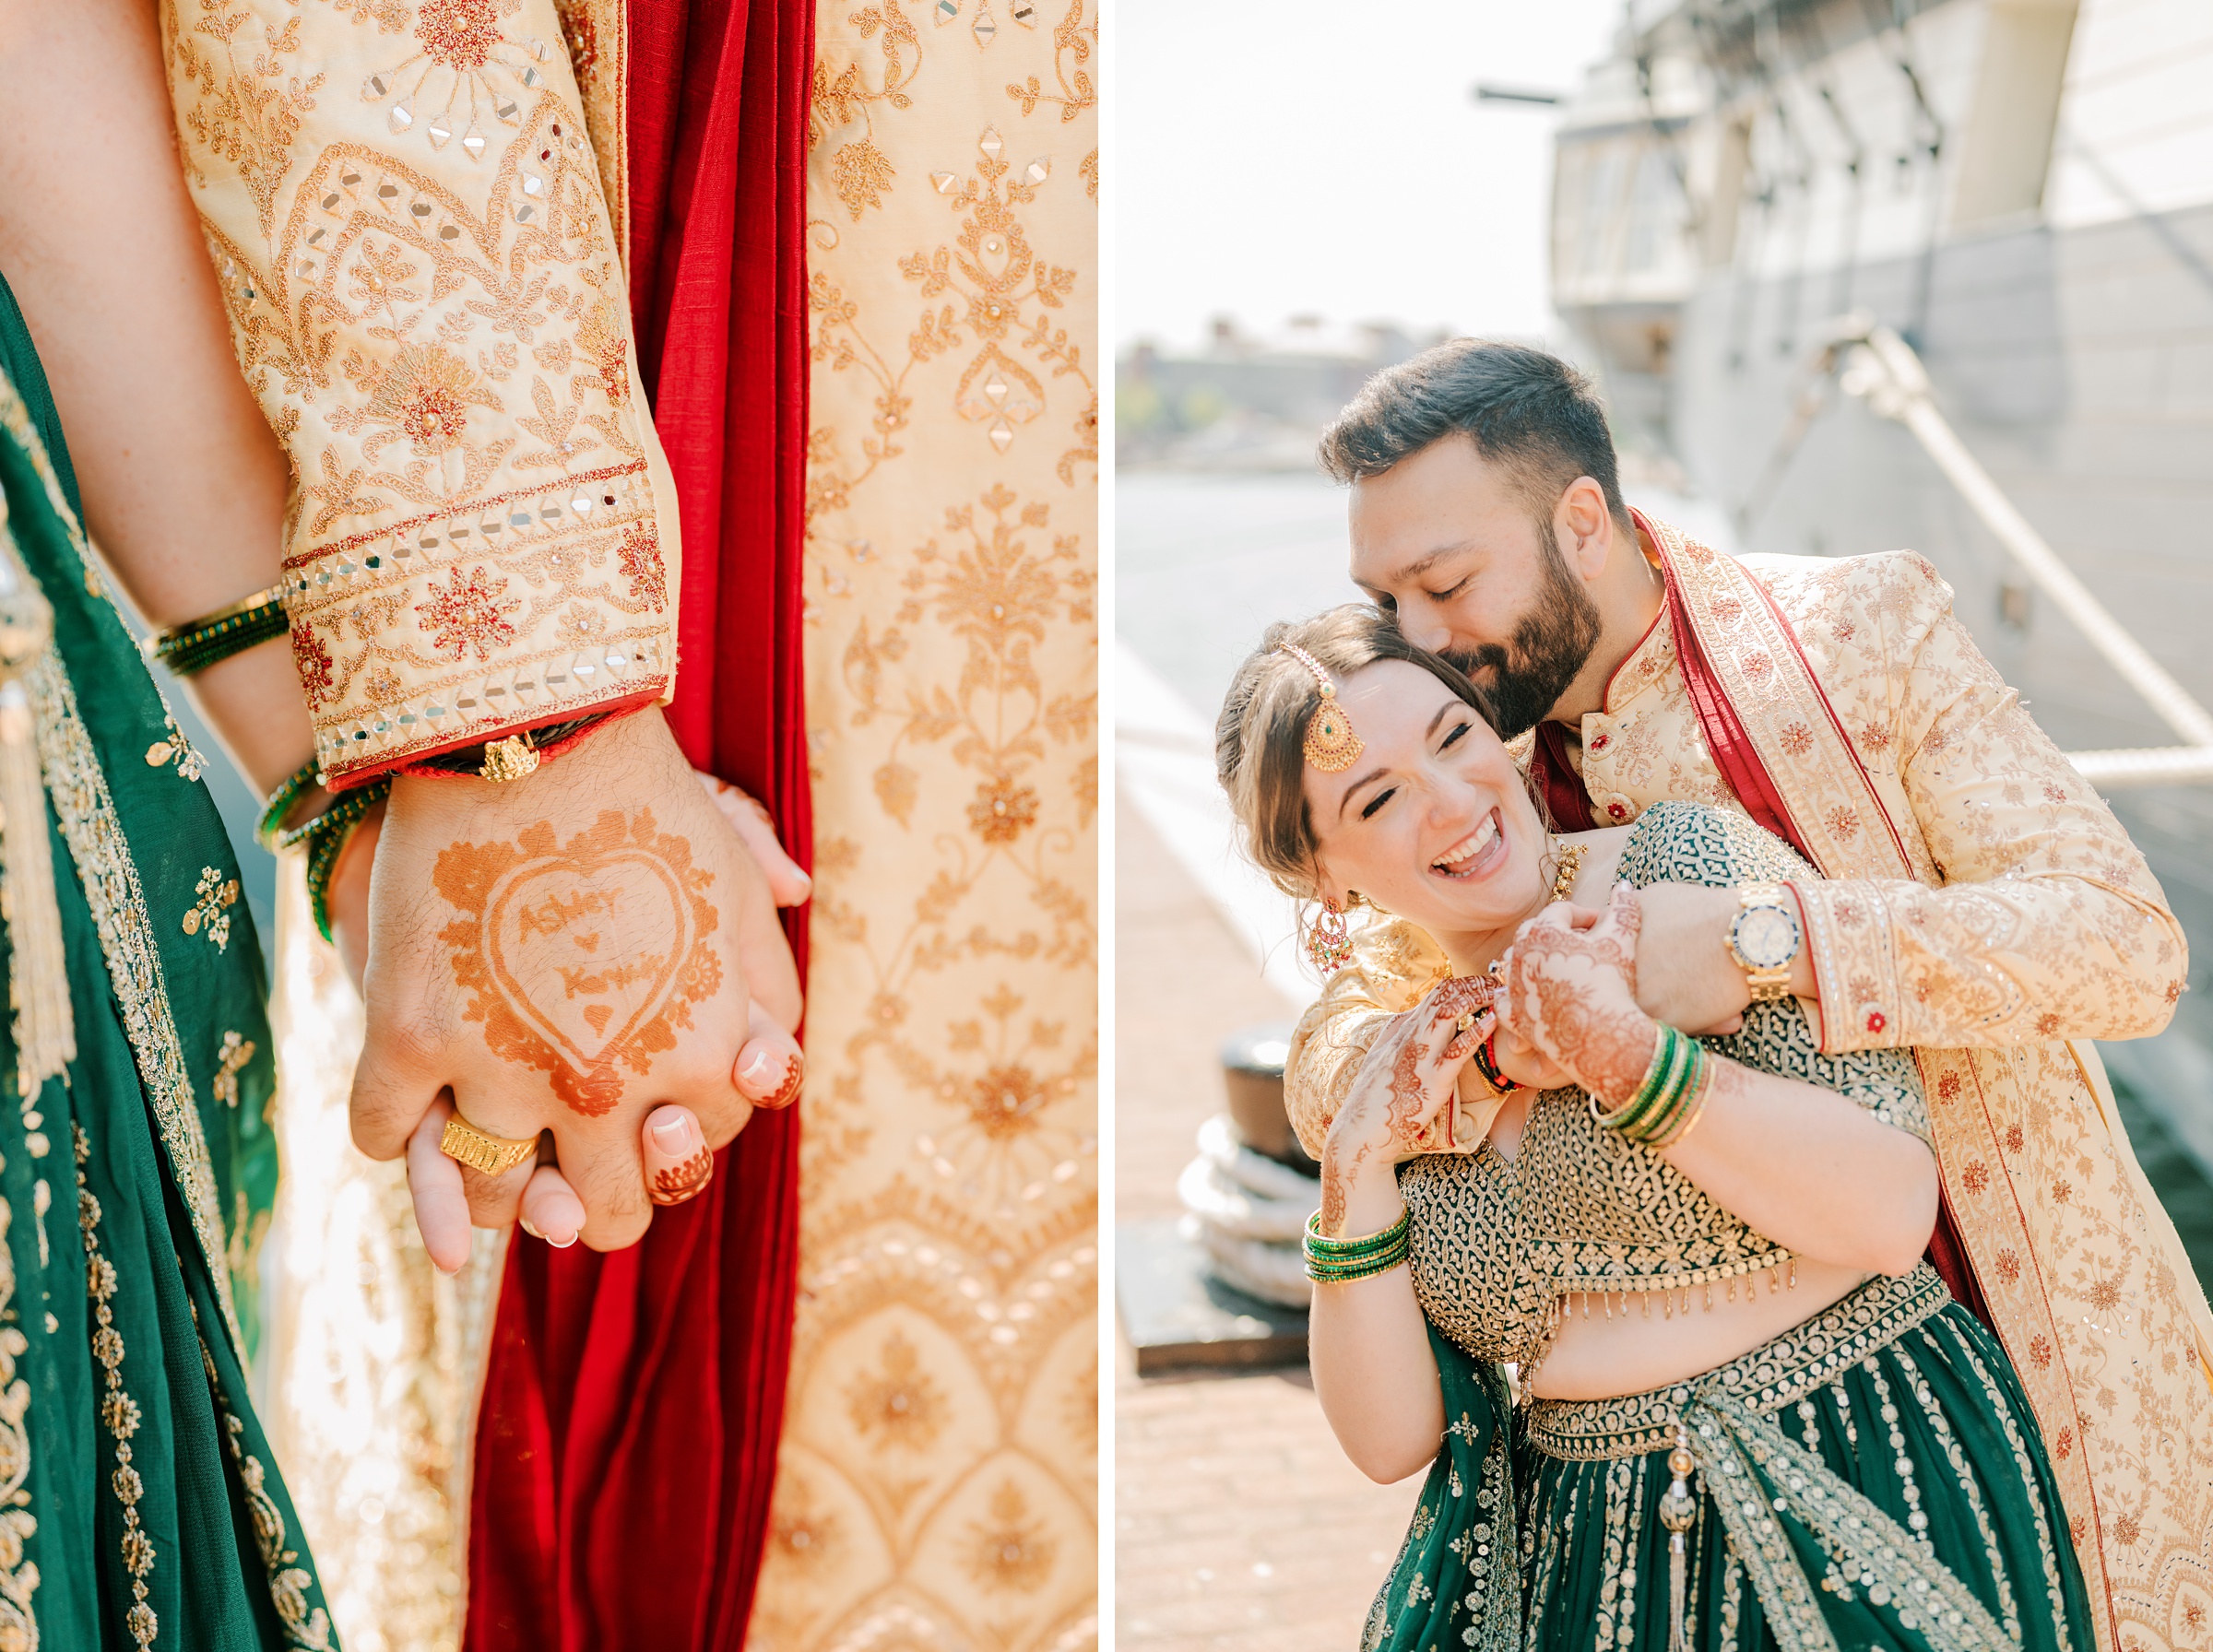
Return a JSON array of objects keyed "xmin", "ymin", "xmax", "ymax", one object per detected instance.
[{"xmin": 1430, "ymin": 808, "xmax": 1504, "ymax": 879}]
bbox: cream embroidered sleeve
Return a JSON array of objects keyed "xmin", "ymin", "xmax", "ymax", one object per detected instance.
[
  {"xmin": 1284, "ymin": 914, "xmax": 1461, "ymax": 1158},
  {"xmin": 1284, "ymin": 966, "xmax": 1392, "ymax": 1162},
  {"xmin": 164, "ymin": 0, "xmax": 680, "ymax": 785},
  {"xmin": 1788, "ymin": 562, "xmax": 2184, "ymax": 1054}
]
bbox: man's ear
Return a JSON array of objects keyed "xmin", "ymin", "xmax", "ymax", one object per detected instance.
[{"xmin": 1554, "ymin": 477, "xmax": 1615, "ymax": 582}]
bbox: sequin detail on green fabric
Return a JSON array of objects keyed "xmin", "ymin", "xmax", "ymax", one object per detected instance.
[
  {"xmin": 0, "ymin": 373, "xmax": 249, "ymax": 1354},
  {"xmin": 191, "ymin": 1316, "xmax": 335, "ymax": 1651},
  {"xmin": 0, "ymin": 1150, "xmax": 36, "ymax": 1650},
  {"xmin": 76, "ymin": 1124, "xmax": 156, "ymax": 1649}
]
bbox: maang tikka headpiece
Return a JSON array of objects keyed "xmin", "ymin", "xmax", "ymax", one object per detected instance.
[{"xmin": 1275, "ymin": 642, "xmax": 1363, "ymax": 773}]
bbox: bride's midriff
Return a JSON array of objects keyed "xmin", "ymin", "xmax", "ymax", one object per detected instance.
[{"xmin": 1521, "ymin": 1258, "xmax": 1875, "ymax": 1400}]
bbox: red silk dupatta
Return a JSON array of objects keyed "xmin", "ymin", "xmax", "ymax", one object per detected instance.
[
  {"xmin": 1523, "ymin": 515, "xmax": 1991, "ymax": 1328},
  {"xmin": 466, "ymin": 4, "xmax": 814, "ymax": 1647}
]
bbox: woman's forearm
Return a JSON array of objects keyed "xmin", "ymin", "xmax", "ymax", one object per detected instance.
[
  {"xmin": 0, "ymin": 0, "xmax": 313, "ymax": 796},
  {"xmin": 1308, "ymin": 1155, "xmax": 1444, "ymax": 1483},
  {"xmin": 1660, "ymin": 1056, "xmax": 1938, "ymax": 1275}
]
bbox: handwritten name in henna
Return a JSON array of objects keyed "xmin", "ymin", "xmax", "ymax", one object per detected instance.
[
  {"xmin": 650, "ymin": 1147, "xmax": 714, "ymax": 1206},
  {"xmin": 556, "ymin": 951, "xmax": 672, "ymax": 1000},
  {"xmin": 433, "ymin": 808, "xmax": 722, "ymax": 1116},
  {"xmin": 516, "ymin": 886, "xmax": 623, "ymax": 938}
]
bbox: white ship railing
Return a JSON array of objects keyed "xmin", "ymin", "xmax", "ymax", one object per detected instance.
[{"xmin": 1777, "ymin": 313, "xmax": 2213, "ymax": 790}]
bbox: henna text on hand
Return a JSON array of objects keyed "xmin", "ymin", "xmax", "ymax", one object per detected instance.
[{"xmin": 434, "ymin": 807, "xmax": 722, "ymax": 1115}]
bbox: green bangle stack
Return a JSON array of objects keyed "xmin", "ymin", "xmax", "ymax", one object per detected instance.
[
  {"xmin": 1304, "ymin": 1209, "xmax": 1411, "ymax": 1283},
  {"xmin": 255, "ymin": 758, "xmax": 322, "ymax": 853},
  {"xmin": 278, "ymin": 775, "xmax": 391, "ymax": 944},
  {"xmin": 147, "ymin": 584, "xmax": 290, "ymax": 678},
  {"xmin": 1592, "ymin": 1022, "xmax": 1715, "ymax": 1149}
]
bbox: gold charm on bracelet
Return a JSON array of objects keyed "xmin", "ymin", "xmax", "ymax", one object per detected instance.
[
  {"xmin": 479, "ymin": 735, "xmax": 542, "ymax": 783},
  {"xmin": 439, "ymin": 1113, "xmax": 539, "ymax": 1176}
]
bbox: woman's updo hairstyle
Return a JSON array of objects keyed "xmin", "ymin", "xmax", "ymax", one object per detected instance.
[{"xmin": 1215, "ymin": 605, "xmax": 1499, "ymax": 898}]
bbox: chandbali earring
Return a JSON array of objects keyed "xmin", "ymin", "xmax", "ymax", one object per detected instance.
[{"xmin": 1307, "ymin": 895, "xmax": 1355, "ymax": 974}]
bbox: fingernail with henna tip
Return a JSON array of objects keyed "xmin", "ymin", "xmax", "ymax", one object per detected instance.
[
  {"xmin": 546, "ymin": 1230, "xmax": 578, "ymax": 1248},
  {"xmin": 519, "ymin": 1217, "xmax": 544, "ymax": 1240},
  {"xmin": 652, "ymin": 1112, "xmax": 700, "ymax": 1154},
  {"xmin": 740, "ymin": 1047, "xmax": 782, "ymax": 1089}
]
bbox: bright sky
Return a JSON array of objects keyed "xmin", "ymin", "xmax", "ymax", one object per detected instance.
[{"xmin": 1115, "ymin": 1, "xmax": 1624, "ymax": 351}]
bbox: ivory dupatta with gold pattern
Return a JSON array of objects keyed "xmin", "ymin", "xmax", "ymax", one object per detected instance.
[
  {"xmin": 751, "ymin": 5, "xmax": 1100, "ymax": 1649},
  {"xmin": 1288, "ymin": 521, "xmax": 2213, "ymax": 1652}
]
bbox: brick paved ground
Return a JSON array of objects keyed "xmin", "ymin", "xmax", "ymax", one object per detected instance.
[{"xmin": 1116, "ymin": 800, "xmax": 1421, "ymax": 1652}]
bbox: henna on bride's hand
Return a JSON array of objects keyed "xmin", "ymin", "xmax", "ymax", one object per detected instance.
[
  {"xmin": 1502, "ymin": 904, "xmax": 1657, "ymax": 1104},
  {"xmin": 1442, "ymin": 1008, "xmax": 1497, "ymax": 1063}
]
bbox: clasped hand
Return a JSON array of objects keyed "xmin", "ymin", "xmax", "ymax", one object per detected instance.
[
  {"xmin": 332, "ymin": 706, "xmax": 810, "ymax": 1269},
  {"xmin": 1330, "ymin": 884, "xmax": 1667, "ymax": 1185}
]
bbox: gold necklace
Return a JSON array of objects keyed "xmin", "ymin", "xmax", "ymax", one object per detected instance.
[{"xmin": 1548, "ymin": 837, "xmax": 1587, "ymax": 903}]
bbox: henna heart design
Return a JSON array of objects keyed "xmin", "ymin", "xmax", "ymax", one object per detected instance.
[{"xmin": 436, "ymin": 808, "xmax": 722, "ymax": 1115}]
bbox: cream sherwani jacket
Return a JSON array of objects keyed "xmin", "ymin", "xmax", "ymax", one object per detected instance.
[{"xmin": 1286, "ymin": 536, "xmax": 2213, "ymax": 1651}]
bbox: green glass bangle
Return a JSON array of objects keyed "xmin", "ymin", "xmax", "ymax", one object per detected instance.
[
  {"xmin": 1633, "ymin": 1040, "xmax": 1705, "ymax": 1146},
  {"xmin": 148, "ymin": 585, "xmax": 290, "ymax": 678},
  {"xmin": 255, "ymin": 759, "xmax": 322, "ymax": 853},
  {"xmin": 1594, "ymin": 1024, "xmax": 1681, "ymax": 1138},
  {"xmin": 1305, "ymin": 1248, "xmax": 1408, "ymax": 1284},
  {"xmin": 1594, "ymin": 1024, "xmax": 1706, "ymax": 1142},
  {"xmin": 1644, "ymin": 1053, "xmax": 1715, "ymax": 1150},
  {"xmin": 284, "ymin": 776, "xmax": 392, "ymax": 943},
  {"xmin": 1304, "ymin": 1208, "xmax": 1411, "ymax": 1261}
]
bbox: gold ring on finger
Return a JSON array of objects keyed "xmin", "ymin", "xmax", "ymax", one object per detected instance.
[
  {"xmin": 1454, "ymin": 1011, "xmax": 1476, "ymax": 1033},
  {"xmin": 439, "ymin": 1113, "xmax": 538, "ymax": 1176}
]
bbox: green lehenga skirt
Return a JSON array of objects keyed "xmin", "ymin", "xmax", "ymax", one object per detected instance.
[
  {"xmin": 0, "ymin": 276, "xmax": 337, "ymax": 1646},
  {"xmin": 1367, "ymin": 1268, "xmax": 2094, "ymax": 1652}
]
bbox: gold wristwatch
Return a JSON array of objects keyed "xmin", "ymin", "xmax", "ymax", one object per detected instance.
[{"xmin": 1726, "ymin": 881, "xmax": 1802, "ymax": 1005}]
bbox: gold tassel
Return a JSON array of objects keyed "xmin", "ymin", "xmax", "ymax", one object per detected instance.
[
  {"xmin": 1659, "ymin": 1428, "xmax": 1698, "ymax": 1652},
  {"xmin": 0, "ymin": 526, "xmax": 70, "ymax": 1097}
]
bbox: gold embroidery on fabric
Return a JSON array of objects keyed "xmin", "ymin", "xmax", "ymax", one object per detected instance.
[
  {"xmin": 1522, "ymin": 1267, "xmax": 1952, "ymax": 1462},
  {"xmin": 181, "ymin": 867, "xmax": 242, "ymax": 951},
  {"xmin": 1002, "ymin": 0, "xmax": 1095, "ymax": 121},
  {"xmin": 77, "ymin": 1125, "xmax": 155, "ymax": 1649},
  {"xmin": 142, "ymin": 712, "xmax": 207, "ymax": 783},
  {"xmin": 210, "ymin": 1032, "xmax": 256, "ymax": 1110},
  {"xmin": 0, "ymin": 377, "xmax": 246, "ymax": 1352},
  {"xmin": 164, "ymin": 0, "xmax": 674, "ymax": 779},
  {"xmin": 763, "ymin": 5, "xmax": 1097, "ymax": 1646},
  {"xmin": 0, "ymin": 1148, "xmax": 38, "ymax": 1651},
  {"xmin": 809, "ymin": 119, "xmax": 1096, "ymax": 490},
  {"xmin": 191, "ymin": 1317, "xmax": 336, "ymax": 1651}
]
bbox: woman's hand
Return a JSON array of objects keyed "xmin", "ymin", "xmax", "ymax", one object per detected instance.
[
  {"xmin": 1320, "ymin": 975, "xmax": 1493, "ymax": 1235},
  {"xmin": 1497, "ymin": 883, "xmax": 1658, "ymax": 1107}
]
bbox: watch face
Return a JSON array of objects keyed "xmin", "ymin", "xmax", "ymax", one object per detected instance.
[{"xmin": 1734, "ymin": 905, "xmax": 1799, "ymax": 970}]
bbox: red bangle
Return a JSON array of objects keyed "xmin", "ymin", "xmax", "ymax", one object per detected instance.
[{"xmin": 1471, "ymin": 1034, "xmax": 1521, "ymax": 1096}]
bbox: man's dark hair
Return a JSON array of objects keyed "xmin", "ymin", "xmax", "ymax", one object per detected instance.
[{"xmin": 1317, "ymin": 339, "xmax": 1629, "ymax": 528}]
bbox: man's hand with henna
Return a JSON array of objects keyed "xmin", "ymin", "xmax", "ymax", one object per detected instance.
[{"xmin": 348, "ymin": 704, "xmax": 803, "ymax": 1261}]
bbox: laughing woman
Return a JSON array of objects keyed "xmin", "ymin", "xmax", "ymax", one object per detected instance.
[{"xmin": 1215, "ymin": 606, "xmax": 2090, "ymax": 1652}]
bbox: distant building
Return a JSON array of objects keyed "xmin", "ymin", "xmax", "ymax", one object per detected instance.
[{"xmin": 1117, "ymin": 317, "xmax": 1443, "ymax": 470}]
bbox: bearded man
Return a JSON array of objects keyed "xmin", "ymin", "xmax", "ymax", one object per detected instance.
[{"xmin": 1284, "ymin": 338, "xmax": 2213, "ymax": 1652}]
